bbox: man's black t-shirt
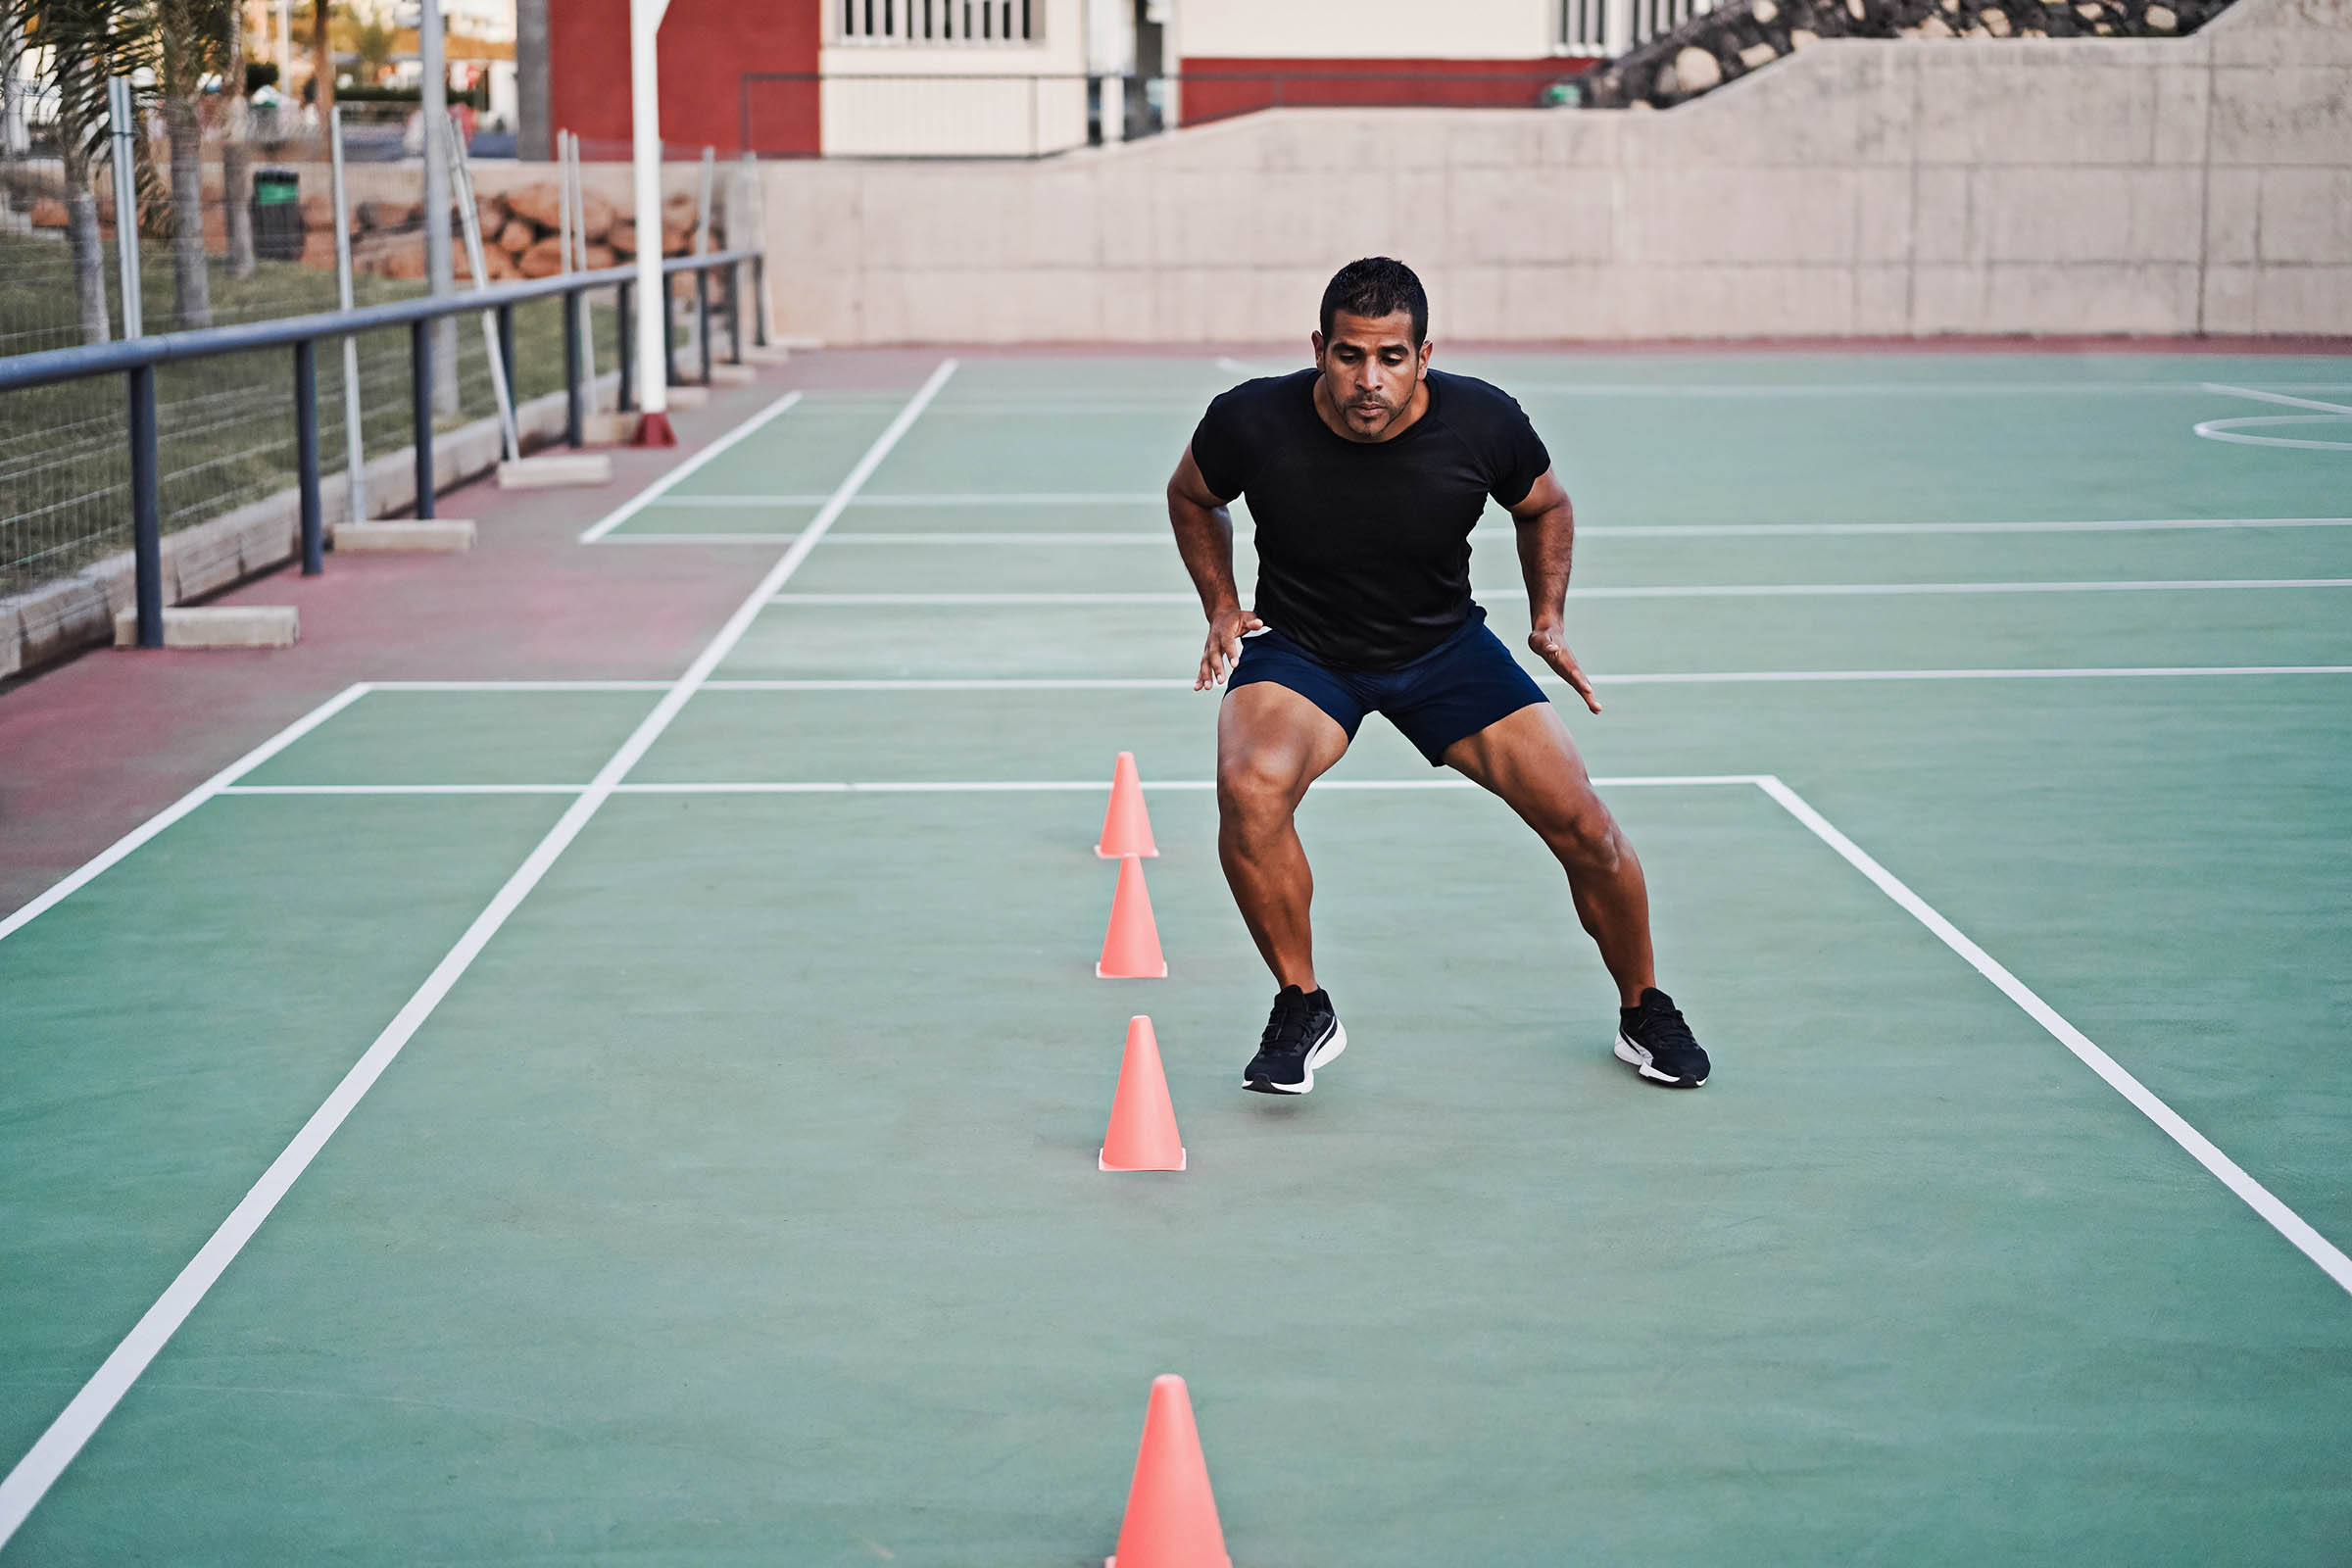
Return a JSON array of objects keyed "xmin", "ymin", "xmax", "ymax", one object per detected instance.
[{"xmin": 1189, "ymin": 368, "xmax": 1550, "ymax": 670}]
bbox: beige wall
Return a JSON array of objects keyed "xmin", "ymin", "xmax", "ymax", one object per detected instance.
[
  {"xmin": 760, "ymin": 0, "xmax": 2352, "ymax": 341},
  {"xmin": 1174, "ymin": 0, "xmax": 1564, "ymax": 60}
]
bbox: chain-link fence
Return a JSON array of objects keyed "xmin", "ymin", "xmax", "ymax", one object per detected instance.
[{"xmin": 0, "ymin": 116, "xmax": 748, "ymax": 603}]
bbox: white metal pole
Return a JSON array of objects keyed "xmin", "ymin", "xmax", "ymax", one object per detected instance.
[
  {"xmin": 106, "ymin": 76, "xmax": 139, "ymax": 340},
  {"xmin": 444, "ymin": 114, "xmax": 519, "ymax": 461},
  {"xmin": 329, "ymin": 104, "xmax": 365, "ymax": 525},
  {"xmin": 629, "ymin": 0, "xmax": 671, "ymax": 437},
  {"xmin": 420, "ymin": 0, "xmax": 457, "ymax": 412},
  {"xmin": 566, "ymin": 130, "xmax": 598, "ymax": 410},
  {"xmin": 693, "ymin": 143, "xmax": 712, "ymax": 255}
]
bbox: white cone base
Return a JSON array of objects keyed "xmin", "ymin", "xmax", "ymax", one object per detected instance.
[
  {"xmin": 1096, "ymin": 962, "xmax": 1169, "ymax": 979},
  {"xmin": 1100, "ymin": 1148, "xmax": 1186, "ymax": 1172}
]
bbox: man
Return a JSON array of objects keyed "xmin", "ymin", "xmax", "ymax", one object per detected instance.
[{"xmin": 1165, "ymin": 257, "xmax": 1710, "ymax": 1095}]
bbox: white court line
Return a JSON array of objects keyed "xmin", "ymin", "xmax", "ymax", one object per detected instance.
[
  {"xmin": 0, "ymin": 685, "xmax": 372, "ymax": 942},
  {"xmin": 118, "ymin": 762, "xmax": 2352, "ymax": 1298},
  {"xmin": 676, "ymin": 667, "xmax": 2352, "ymax": 693},
  {"xmin": 2193, "ymin": 416, "xmax": 2352, "ymax": 453},
  {"xmin": 215, "ymin": 776, "xmax": 1756, "ymax": 798},
  {"xmin": 767, "ymin": 579, "xmax": 2352, "ymax": 608},
  {"xmin": 1576, "ymin": 664, "xmax": 2352, "ymax": 685},
  {"xmin": 363, "ymin": 679, "xmax": 672, "ymax": 692},
  {"xmin": 642, "ymin": 492, "xmax": 1163, "ymax": 508},
  {"xmin": 2202, "ymin": 383, "xmax": 2352, "ymax": 416},
  {"xmin": 1507, "ymin": 380, "xmax": 2352, "ymax": 398},
  {"xmin": 2195, "ymin": 385, "xmax": 2352, "ymax": 452},
  {"xmin": 0, "ymin": 358, "xmax": 962, "ymax": 1550},
  {"xmin": 218, "ymin": 783, "xmax": 586, "ymax": 796},
  {"xmin": 592, "ymin": 516, "xmax": 2352, "ymax": 547},
  {"xmin": 589, "ymin": 532, "xmax": 802, "ymax": 544},
  {"xmin": 1758, "ymin": 775, "xmax": 2352, "ymax": 1298},
  {"xmin": 573, "ymin": 389, "xmax": 805, "ymax": 543}
]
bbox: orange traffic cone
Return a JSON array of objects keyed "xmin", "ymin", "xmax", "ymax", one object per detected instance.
[
  {"xmin": 1101, "ymin": 1016, "xmax": 1185, "ymax": 1172},
  {"xmin": 1097, "ymin": 751, "xmax": 1159, "ymax": 859},
  {"xmin": 1097, "ymin": 855, "xmax": 1167, "ymax": 979},
  {"xmin": 1105, "ymin": 1374, "xmax": 1231, "ymax": 1568}
]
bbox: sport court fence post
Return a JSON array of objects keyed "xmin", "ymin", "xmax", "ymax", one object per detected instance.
[
  {"xmin": 662, "ymin": 272, "xmax": 680, "ymax": 388},
  {"xmin": 696, "ymin": 268, "xmax": 712, "ymax": 384},
  {"xmin": 294, "ymin": 338, "xmax": 322, "ymax": 575},
  {"xmin": 616, "ymin": 280, "xmax": 636, "ymax": 411},
  {"xmin": 127, "ymin": 364, "xmax": 162, "ymax": 648},
  {"xmin": 496, "ymin": 305, "xmax": 518, "ymax": 412},
  {"xmin": 725, "ymin": 266, "xmax": 742, "ymax": 366},
  {"xmin": 564, "ymin": 287, "xmax": 584, "ymax": 448},
  {"xmin": 410, "ymin": 319, "xmax": 436, "ymax": 520}
]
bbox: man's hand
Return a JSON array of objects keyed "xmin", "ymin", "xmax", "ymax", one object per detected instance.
[
  {"xmin": 1529, "ymin": 621, "xmax": 1601, "ymax": 713},
  {"xmin": 1198, "ymin": 604, "xmax": 1266, "ymax": 690}
]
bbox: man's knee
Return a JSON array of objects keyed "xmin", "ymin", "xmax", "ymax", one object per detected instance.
[
  {"xmin": 1218, "ymin": 752, "xmax": 1302, "ymax": 832},
  {"xmin": 1541, "ymin": 796, "xmax": 1624, "ymax": 872}
]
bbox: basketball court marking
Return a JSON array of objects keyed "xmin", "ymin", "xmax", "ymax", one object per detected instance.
[
  {"xmin": 633, "ymin": 492, "xmax": 1166, "ymax": 508},
  {"xmin": 0, "ymin": 684, "xmax": 370, "ymax": 946},
  {"xmin": 1758, "ymin": 775, "xmax": 2352, "ymax": 1298},
  {"xmin": 0, "ymin": 358, "xmax": 960, "ymax": 1551},
  {"xmin": 591, "ymin": 514, "xmax": 2352, "ymax": 545},
  {"xmin": 762, "ymin": 580, "xmax": 2352, "ymax": 607},
  {"xmin": 211, "ymin": 775, "xmax": 1766, "ymax": 798},
  {"xmin": 2193, "ymin": 384, "xmax": 2352, "ymax": 452},
  {"xmin": 573, "ymin": 390, "xmax": 806, "ymax": 543}
]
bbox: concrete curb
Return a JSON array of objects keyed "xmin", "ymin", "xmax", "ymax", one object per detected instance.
[{"xmin": 0, "ymin": 371, "xmax": 620, "ymax": 681}]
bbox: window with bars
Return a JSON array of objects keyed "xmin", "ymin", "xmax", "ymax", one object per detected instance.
[
  {"xmin": 1561, "ymin": 0, "xmax": 1718, "ymax": 52},
  {"xmin": 840, "ymin": 0, "xmax": 1038, "ymax": 42}
]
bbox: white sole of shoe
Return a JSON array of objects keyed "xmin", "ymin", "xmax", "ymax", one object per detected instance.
[
  {"xmin": 1246, "ymin": 1022, "xmax": 1348, "ymax": 1095},
  {"xmin": 1615, "ymin": 1031, "xmax": 1706, "ymax": 1088}
]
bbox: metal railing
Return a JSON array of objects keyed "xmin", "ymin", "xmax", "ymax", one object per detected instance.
[{"xmin": 0, "ymin": 248, "xmax": 761, "ymax": 648}]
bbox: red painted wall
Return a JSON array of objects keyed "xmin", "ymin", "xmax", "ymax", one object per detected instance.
[
  {"xmin": 1178, "ymin": 57, "xmax": 1597, "ymax": 126},
  {"xmin": 549, "ymin": 0, "xmax": 821, "ymax": 158}
]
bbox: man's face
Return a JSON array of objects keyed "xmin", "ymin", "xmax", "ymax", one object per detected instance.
[{"xmin": 1312, "ymin": 310, "xmax": 1432, "ymax": 440}]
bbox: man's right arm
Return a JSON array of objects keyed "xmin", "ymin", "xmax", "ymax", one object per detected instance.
[{"xmin": 1167, "ymin": 444, "xmax": 1264, "ymax": 691}]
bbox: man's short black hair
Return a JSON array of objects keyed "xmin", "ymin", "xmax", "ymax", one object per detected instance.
[{"xmin": 1320, "ymin": 257, "xmax": 1428, "ymax": 346}]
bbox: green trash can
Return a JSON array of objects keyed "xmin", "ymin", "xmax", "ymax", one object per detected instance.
[{"xmin": 252, "ymin": 167, "xmax": 302, "ymax": 263}]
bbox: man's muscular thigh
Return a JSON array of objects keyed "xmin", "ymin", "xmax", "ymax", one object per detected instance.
[
  {"xmin": 1218, "ymin": 682, "xmax": 1351, "ymax": 811},
  {"xmin": 1442, "ymin": 701, "xmax": 1613, "ymax": 843}
]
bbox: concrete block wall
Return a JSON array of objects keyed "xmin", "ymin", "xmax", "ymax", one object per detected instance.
[{"xmin": 756, "ymin": 0, "xmax": 2352, "ymax": 341}]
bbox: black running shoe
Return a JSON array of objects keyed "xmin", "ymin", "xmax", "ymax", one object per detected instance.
[
  {"xmin": 1614, "ymin": 988, "xmax": 1709, "ymax": 1088},
  {"xmin": 1242, "ymin": 985, "xmax": 1347, "ymax": 1095}
]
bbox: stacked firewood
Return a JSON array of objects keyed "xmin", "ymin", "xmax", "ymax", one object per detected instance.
[{"xmin": 295, "ymin": 182, "xmax": 714, "ymax": 279}]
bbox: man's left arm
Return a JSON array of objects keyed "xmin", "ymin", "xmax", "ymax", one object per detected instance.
[{"xmin": 1507, "ymin": 467, "xmax": 1600, "ymax": 714}]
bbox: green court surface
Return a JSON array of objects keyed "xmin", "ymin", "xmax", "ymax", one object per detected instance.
[{"xmin": 5, "ymin": 352, "xmax": 2351, "ymax": 1563}]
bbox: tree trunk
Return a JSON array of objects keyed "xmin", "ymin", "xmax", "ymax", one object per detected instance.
[
  {"xmin": 223, "ymin": 17, "xmax": 254, "ymax": 276},
  {"xmin": 164, "ymin": 94, "xmax": 212, "ymax": 328},
  {"xmin": 311, "ymin": 0, "xmax": 335, "ymax": 120},
  {"xmin": 61, "ymin": 142, "xmax": 111, "ymax": 345}
]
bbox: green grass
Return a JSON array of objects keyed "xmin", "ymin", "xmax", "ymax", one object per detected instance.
[{"xmin": 0, "ymin": 230, "xmax": 628, "ymax": 596}]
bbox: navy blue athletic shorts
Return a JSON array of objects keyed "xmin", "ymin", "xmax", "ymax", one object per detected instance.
[{"xmin": 1227, "ymin": 607, "xmax": 1550, "ymax": 766}]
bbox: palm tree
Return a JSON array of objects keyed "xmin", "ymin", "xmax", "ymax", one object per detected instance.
[
  {"xmin": 220, "ymin": 0, "xmax": 251, "ymax": 276},
  {"xmin": 151, "ymin": 0, "xmax": 233, "ymax": 327},
  {"xmin": 23, "ymin": 0, "xmax": 149, "ymax": 343},
  {"xmin": 308, "ymin": 0, "xmax": 330, "ymax": 119}
]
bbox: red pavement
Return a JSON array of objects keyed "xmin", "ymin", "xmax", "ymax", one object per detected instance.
[{"xmin": 0, "ymin": 349, "xmax": 944, "ymax": 922}]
